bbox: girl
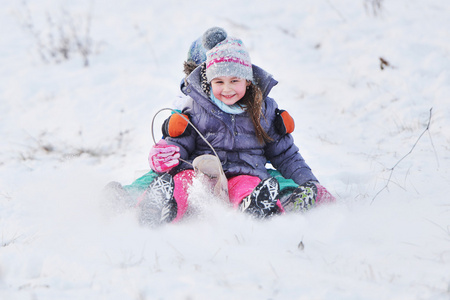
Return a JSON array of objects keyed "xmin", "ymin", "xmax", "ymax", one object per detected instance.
[{"xmin": 140, "ymin": 27, "xmax": 335, "ymax": 227}]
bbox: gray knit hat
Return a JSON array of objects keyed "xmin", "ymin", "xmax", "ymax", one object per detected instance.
[{"xmin": 202, "ymin": 27, "xmax": 253, "ymax": 83}]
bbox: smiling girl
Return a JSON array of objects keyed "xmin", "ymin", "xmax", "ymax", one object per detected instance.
[{"xmin": 141, "ymin": 27, "xmax": 335, "ymax": 226}]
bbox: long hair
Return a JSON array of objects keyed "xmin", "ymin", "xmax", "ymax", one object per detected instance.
[{"xmin": 239, "ymin": 83, "xmax": 273, "ymax": 145}]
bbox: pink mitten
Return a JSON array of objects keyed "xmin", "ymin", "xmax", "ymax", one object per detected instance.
[
  {"xmin": 148, "ymin": 140, "xmax": 180, "ymax": 172},
  {"xmin": 315, "ymin": 183, "xmax": 336, "ymax": 204}
]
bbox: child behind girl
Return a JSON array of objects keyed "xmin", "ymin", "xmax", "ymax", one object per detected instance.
[{"xmin": 140, "ymin": 27, "xmax": 335, "ymax": 226}]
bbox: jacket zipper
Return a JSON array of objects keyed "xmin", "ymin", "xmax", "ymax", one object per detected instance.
[{"xmin": 231, "ymin": 115, "xmax": 237, "ymax": 136}]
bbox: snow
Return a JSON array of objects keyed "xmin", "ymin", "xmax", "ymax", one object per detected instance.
[{"xmin": 1, "ymin": 0, "xmax": 450, "ymax": 299}]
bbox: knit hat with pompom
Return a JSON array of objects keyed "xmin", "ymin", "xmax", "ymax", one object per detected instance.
[
  {"xmin": 187, "ymin": 36, "xmax": 206, "ymax": 65},
  {"xmin": 202, "ymin": 27, "xmax": 253, "ymax": 83}
]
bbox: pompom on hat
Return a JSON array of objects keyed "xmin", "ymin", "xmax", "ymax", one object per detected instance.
[
  {"xmin": 186, "ymin": 27, "xmax": 227, "ymax": 65},
  {"xmin": 202, "ymin": 27, "xmax": 253, "ymax": 83},
  {"xmin": 202, "ymin": 27, "xmax": 228, "ymax": 51}
]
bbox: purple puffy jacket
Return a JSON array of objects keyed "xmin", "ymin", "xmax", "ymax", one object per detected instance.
[{"xmin": 165, "ymin": 64, "xmax": 318, "ymax": 185}]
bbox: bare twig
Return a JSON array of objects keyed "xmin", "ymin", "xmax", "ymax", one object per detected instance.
[
  {"xmin": 371, "ymin": 108, "xmax": 433, "ymax": 204},
  {"xmin": 325, "ymin": 0, "xmax": 347, "ymax": 22},
  {"xmin": 18, "ymin": 1, "xmax": 98, "ymax": 67},
  {"xmin": 364, "ymin": 0, "xmax": 384, "ymax": 17},
  {"xmin": 427, "ymin": 126, "xmax": 440, "ymax": 168},
  {"xmin": 2, "ymin": 233, "xmax": 20, "ymax": 247}
]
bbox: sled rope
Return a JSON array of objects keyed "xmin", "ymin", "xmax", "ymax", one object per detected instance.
[
  {"xmin": 151, "ymin": 108, "xmax": 220, "ymax": 166},
  {"xmin": 151, "ymin": 108, "xmax": 229, "ymax": 201}
]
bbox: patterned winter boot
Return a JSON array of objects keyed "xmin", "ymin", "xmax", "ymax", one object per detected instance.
[
  {"xmin": 239, "ymin": 177, "xmax": 281, "ymax": 218},
  {"xmin": 284, "ymin": 181, "xmax": 318, "ymax": 212},
  {"xmin": 138, "ymin": 173, "xmax": 178, "ymax": 227}
]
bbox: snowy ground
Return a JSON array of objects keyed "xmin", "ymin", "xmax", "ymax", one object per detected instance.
[{"xmin": 1, "ymin": 0, "xmax": 450, "ymax": 299}]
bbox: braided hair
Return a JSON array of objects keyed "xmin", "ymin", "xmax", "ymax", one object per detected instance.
[{"xmin": 200, "ymin": 63, "xmax": 211, "ymax": 96}]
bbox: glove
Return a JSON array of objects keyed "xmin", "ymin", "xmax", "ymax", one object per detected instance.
[
  {"xmin": 148, "ymin": 140, "xmax": 180, "ymax": 173},
  {"xmin": 315, "ymin": 183, "xmax": 336, "ymax": 204}
]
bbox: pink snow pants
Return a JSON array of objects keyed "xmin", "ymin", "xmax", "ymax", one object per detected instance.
[
  {"xmin": 171, "ymin": 171, "xmax": 332, "ymax": 222},
  {"xmin": 172, "ymin": 170, "xmax": 261, "ymax": 222}
]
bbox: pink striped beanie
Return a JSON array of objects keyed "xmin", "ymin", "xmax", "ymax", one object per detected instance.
[{"xmin": 202, "ymin": 27, "xmax": 253, "ymax": 83}]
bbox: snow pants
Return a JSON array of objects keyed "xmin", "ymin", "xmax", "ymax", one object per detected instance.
[
  {"xmin": 124, "ymin": 168, "xmax": 335, "ymax": 221},
  {"xmin": 171, "ymin": 170, "xmax": 263, "ymax": 222},
  {"xmin": 123, "ymin": 168, "xmax": 299, "ymax": 199}
]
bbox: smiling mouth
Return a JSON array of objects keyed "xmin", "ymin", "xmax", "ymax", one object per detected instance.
[{"xmin": 222, "ymin": 94, "xmax": 235, "ymax": 99}]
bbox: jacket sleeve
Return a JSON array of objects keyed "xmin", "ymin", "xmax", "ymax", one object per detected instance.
[
  {"xmin": 263, "ymin": 99, "xmax": 318, "ymax": 185},
  {"xmin": 265, "ymin": 135, "xmax": 318, "ymax": 185}
]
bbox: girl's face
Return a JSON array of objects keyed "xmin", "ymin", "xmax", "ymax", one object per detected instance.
[{"xmin": 210, "ymin": 76, "xmax": 250, "ymax": 105}]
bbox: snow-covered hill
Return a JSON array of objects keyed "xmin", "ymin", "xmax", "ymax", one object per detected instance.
[{"xmin": 1, "ymin": 0, "xmax": 449, "ymax": 299}]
